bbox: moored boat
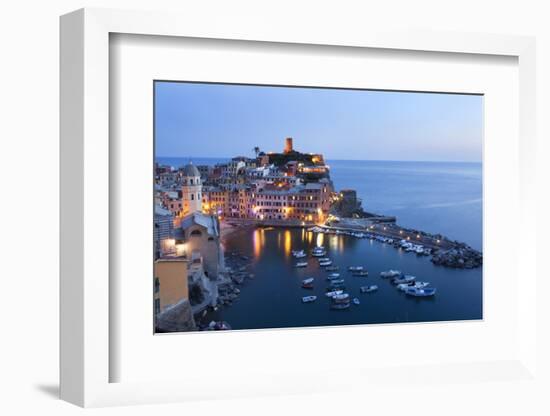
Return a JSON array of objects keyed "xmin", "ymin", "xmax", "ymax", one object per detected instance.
[
  {"xmin": 392, "ymin": 275, "xmax": 416, "ymax": 284},
  {"xmin": 352, "ymin": 270, "xmax": 369, "ymax": 277},
  {"xmin": 319, "ymin": 260, "xmax": 333, "ymax": 266},
  {"xmin": 397, "ymin": 281, "xmax": 429, "ymax": 291},
  {"xmin": 295, "ymin": 261, "xmax": 308, "ymax": 268},
  {"xmin": 329, "ymin": 279, "xmax": 345, "ymax": 285},
  {"xmin": 405, "ymin": 287, "xmax": 436, "ymax": 297},
  {"xmin": 380, "ymin": 269, "xmax": 402, "ymax": 278},
  {"xmin": 302, "ymin": 295, "xmax": 317, "ymax": 303},
  {"xmin": 360, "ymin": 285, "xmax": 378, "ymax": 293},
  {"xmin": 352, "ymin": 298, "xmax": 360, "ymax": 305},
  {"xmin": 311, "ymin": 246, "xmax": 327, "ymax": 257},
  {"xmin": 327, "ymin": 273, "xmax": 341, "ymax": 279},
  {"xmin": 301, "ymin": 277, "xmax": 315, "ymax": 289},
  {"xmin": 332, "ymin": 293, "xmax": 350, "ymax": 302},
  {"xmin": 325, "ymin": 290, "xmax": 344, "ymax": 297},
  {"xmin": 348, "ymin": 266, "xmax": 364, "ymax": 271},
  {"xmin": 325, "ymin": 265, "xmax": 339, "ymax": 271}
]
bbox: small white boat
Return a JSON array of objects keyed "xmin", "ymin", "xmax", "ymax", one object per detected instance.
[
  {"xmin": 294, "ymin": 252, "xmax": 307, "ymax": 258},
  {"xmin": 302, "ymin": 295, "xmax": 317, "ymax": 303},
  {"xmin": 317, "ymin": 257, "xmax": 330, "ymax": 262},
  {"xmin": 327, "ymin": 273, "xmax": 341, "ymax": 279},
  {"xmin": 397, "ymin": 281, "xmax": 429, "ymax": 291},
  {"xmin": 319, "ymin": 260, "xmax": 333, "ymax": 266},
  {"xmin": 332, "ymin": 293, "xmax": 350, "ymax": 302},
  {"xmin": 348, "ymin": 266, "xmax": 364, "ymax": 271},
  {"xmin": 393, "ymin": 275, "xmax": 416, "ymax": 284},
  {"xmin": 311, "ymin": 251, "xmax": 327, "ymax": 257},
  {"xmin": 329, "ymin": 279, "xmax": 345, "ymax": 285},
  {"xmin": 380, "ymin": 270, "xmax": 402, "ymax": 278},
  {"xmin": 295, "ymin": 261, "xmax": 308, "ymax": 268},
  {"xmin": 360, "ymin": 285, "xmax": 378, "ymax": 293},
  {"xmin": 405, "ymin": 287, "xmax": 436, "ymax": 297},
  {"xmin": 352, "ymin": 298, "xmax": 360, "ymax": 305},
  {"xmin": 302, "ymin": 278, "xmax": 314, "ymax": 285},
  {"xmin": 325, "ymin": 290, "xmax": 343, "ymax": 297}
]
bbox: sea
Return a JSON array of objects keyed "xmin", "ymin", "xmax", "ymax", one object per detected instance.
[{"xmin": 156, "ymin": 157, "xmax": 483, "ymax": 330}]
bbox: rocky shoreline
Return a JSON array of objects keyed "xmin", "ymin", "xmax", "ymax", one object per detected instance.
[
  {"xmin": 217, "ymin": 251, "xmax": 255, "ymax": 306},
  {"xmin": 430, "ymin": 244, "xmax": 483, "ymax": 269}
]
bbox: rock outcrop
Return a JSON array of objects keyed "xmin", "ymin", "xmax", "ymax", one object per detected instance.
[{"xmin": 430, "ymin": 245, "xmax": 483, "ymax": 269}]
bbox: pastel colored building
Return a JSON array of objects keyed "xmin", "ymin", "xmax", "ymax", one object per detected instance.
[{"xmin": 154, "ymin": 257, "xmax": 189, "ymax": 314}]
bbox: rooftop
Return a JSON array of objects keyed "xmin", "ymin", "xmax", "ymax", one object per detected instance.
[{"xmin": 180, "ymin": 212, "xmax": 220, "ymax": 237}]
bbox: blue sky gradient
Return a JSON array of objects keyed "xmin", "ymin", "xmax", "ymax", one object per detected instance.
[{"xmin": 155, "ymin": 82, "xmax": 483, "ymax": 162}]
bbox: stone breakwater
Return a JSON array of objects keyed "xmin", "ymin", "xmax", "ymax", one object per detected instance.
[
  {"xmin": 430, "ymin": 244, "xmax": 483, "ymax": 269},
  {"xmin": 316, "ymin": 224, "xmax": 483, "ymax": 269}
]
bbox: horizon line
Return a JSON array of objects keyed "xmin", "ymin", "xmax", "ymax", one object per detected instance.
[{"xmin": 155, "ymin": 156, "xmax": 482, "ymax": 164}]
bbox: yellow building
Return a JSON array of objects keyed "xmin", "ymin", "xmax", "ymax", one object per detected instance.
[{"xmin": 154, "ymin": 257, "xmax": 189, "ymax": 315}]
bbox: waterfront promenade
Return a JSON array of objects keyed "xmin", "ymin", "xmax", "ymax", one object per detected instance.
[{"xmin": 319, "ymin": 223, "xmax": 456, "ymax": 251}]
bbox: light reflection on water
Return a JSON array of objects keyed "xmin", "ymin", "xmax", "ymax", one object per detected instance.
[
  {"xmin": 253, "ymin": 228, "xmax": 265, "ymax": 259},
  {"xmin": 316, "ymin": 232, "xmax": 324, "ymax": 248},
  {"xmin": 284, "ymin": 229, "xmax": 292, "ymax": 257}
]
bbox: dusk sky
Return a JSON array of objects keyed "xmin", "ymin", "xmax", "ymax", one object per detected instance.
[{"xmin": 155, "ymin": 81, "xmax": 483, "ymax": 162}]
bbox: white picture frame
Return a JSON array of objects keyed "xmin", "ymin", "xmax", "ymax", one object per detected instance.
[{"xmin": 60, "ymin": 7, "xmax": 538, "ymax": 408}]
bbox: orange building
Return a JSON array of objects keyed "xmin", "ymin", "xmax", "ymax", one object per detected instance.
[{"xmin": 154, "ymin": 258, "xmax": 189, "ymax": 315}]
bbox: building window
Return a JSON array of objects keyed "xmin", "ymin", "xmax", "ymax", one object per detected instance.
[
  {"xmin": 190, "ymin": 229, "xmax": 202, "ymax": 237},
  {"xmin": 190, "ymin": 179, "xmax": 194, "ymax": 185},
  {"xmin": 154, "ymin": 277, "xmax": 160, "ymax": 293},
  {"xmin": 191, "ymin": 194, "xmax": 194, "ymax": 200},
  {"xmin": 154, "ymin": 298, "xmax": 161, "ymax": 315}
]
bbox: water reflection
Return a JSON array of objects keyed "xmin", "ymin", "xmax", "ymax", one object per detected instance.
[
  {"xmin": 253, "ymin": 228, "xmax": 265, "ymax": 258},
  {"xmin": 284, "ymin": 229, "xmax": 292, "ymax": 256},
  {"xmin": 316, "ymin": 232, "xmax": 324, "ymax": 247}
]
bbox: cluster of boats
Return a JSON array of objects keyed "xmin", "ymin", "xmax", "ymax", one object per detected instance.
[
  {"xmin": 297, "ymin": 246, "xmax": 437, "ymax": 305},
  {"xmin": 380, "ymin": 270, "xmax": 437, "ymax": 296},
  {"xmin": 307, "ymin": 226, "xmax": 394, "ymax": 243},
  {"xmin": 397, "ymin": 240, "xmax": 432, "ymax": 256},
  {"xmin": 297, "ymin": 245, "xmax": 374, "ymax": 307},
  {"xmin": 306, "ymin": 226, "xmax": 435, "ymax": 257}
]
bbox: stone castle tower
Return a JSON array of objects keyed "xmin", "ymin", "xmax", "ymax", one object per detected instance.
[
  {"xmin": 181, "ymin": 163, "xmax": 202, "ymax": 216},
  {"xmin": 284, "ymin": 137, "xmax": 293, "ymax": 154}
]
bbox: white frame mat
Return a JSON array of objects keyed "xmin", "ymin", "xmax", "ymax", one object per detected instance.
[{"xmin": 60, "ymin": 8, "xmax": 537, "ymax": 407}]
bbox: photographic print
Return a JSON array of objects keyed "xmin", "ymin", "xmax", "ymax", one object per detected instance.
[{"xmin": 153, "ymin": 81, "xmax": 483, "ymax": 333}]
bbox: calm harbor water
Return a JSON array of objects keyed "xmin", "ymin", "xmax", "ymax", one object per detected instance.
[
  {"xmin": 210, "ymin": 227, "xmax": 482, "ymax": 330},
  {"xmin": 157, "ymin": 157, "xmax": 483, "ymax": 329}
]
